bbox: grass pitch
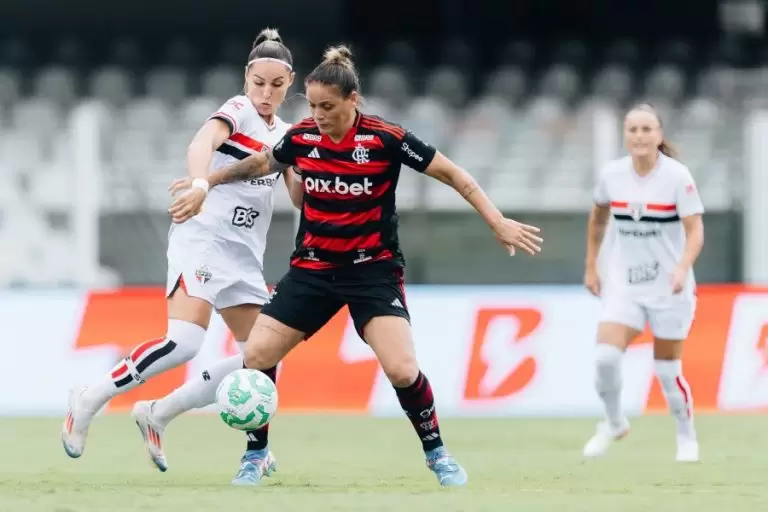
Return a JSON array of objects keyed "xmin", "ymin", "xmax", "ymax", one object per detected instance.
[{"xmin": 1, "ymin": 414, "xmax": 767, "ymax": 511}]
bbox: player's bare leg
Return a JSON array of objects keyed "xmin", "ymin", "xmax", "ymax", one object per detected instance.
[
  {"xmin": 133, "ymin": 304, "xmax": 261, "ymax": 472},
  {"xmin": 583, "ymin": 322, "xmax": 638, "ymax": 458},
  {"xmin": 63, "ymin": 286, "xmax": 211, "ymax": 460},
  {"xmin": 654, "ymin": 337, "xmax": 698, "ymax": 462},
  {"xmin": 364, "ymin": 315, "xmax": 467, "ymax": 487},
  {"xmin": 232, "ymin": 314, "xmax": 304, "ymax": 486}
]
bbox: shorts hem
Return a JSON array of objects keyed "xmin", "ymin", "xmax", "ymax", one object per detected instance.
[{"xmin": 353, "ymin": 309, "xmax": 411, "ymax": 340}]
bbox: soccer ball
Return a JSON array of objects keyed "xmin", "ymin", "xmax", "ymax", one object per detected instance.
[{"xmin": 215, "ymin": 369, "xmax": 278, "ymax": 431}]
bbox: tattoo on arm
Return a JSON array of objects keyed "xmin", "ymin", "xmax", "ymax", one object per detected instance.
[
  {"xmin": 212, "ymin": 150, "xmax": 285, "ymax": 186},
  {"xmin": 460, "ymin": 181, "xmax": 479, "ymax": 199},
  {"xmin": 267, "ymin": 152, "xmax": 290, "ymax": 174}
]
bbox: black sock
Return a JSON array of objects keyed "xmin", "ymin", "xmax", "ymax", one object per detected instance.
[
  {"xmin": 245, "ymin": 365, "xmax": 277, "ymax": 452},
  {"xmin": 394, "ymin": 371, "xmax": 444, "ymax": 452}
]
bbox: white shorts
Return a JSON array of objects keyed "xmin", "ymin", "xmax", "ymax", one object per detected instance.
[
  {"xmin": 165, "ymin": 230, "xmax": 269, "ymax": 310},
  {"xmin": 599, "ymin": 294, "xmax": 697, "ymax": 340}
]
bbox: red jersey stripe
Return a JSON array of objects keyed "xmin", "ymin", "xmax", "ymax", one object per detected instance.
[
  {"xmin": 304, "ymin": 180, "xmax": 391, "ymax": 201},
  {"xmin": 610, "ymin": 201, "xmax": 676, "ymax": 212},
  {"xmin": 303, "ymin": 232, "xmax": 382, "ymax": 252},
  {"xmin": 291, "ymin": 257, "xmax": 337, "ymax": 270},
  {"xmin": 293, "ymin": 118, "xmax": 316, "ymax": 130},
  {"xmin": 295, "ymin": 156, "xmax": 390, "ymax": 175},
  {"xmin": 304, "ymin": 203, "xmax": 382, "ymax": 225},
  {"xmin": 229, "ymin": 132, "xmax": 266, "ymax": 152},
  {"xmin": 360, "ymin": 118, "xmax": 405, "ymax": 139}
]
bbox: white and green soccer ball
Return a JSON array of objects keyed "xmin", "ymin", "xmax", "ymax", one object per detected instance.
[{"xmin": 215, "ymin": 369, "xmax": 278, "ymax": 431}]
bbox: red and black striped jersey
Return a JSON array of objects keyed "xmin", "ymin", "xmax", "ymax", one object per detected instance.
[{"xmin": 271, "ymin": 112, "xmax": 437, "ymax": 271}]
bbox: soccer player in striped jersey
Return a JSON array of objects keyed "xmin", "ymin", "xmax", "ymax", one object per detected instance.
[
  {"xmin": 62, "ymin": 29, "xmax": 303, "ymax": 478},
  {"xmin": 583, "ymin": 103, "xmax": 705, "ymax": 462},
  {"xmin": 170, "ymin": 45, "xmax": 543, "ymax": 487}
]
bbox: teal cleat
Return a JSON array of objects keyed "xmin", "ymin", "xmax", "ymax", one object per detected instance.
[
  {"xmin": 425, "ymin": 446, "xmax": 468, "ymax": 487},
  {"xmin": 231, "ymin": 448, "xmax": 277, "ymax": 486}
]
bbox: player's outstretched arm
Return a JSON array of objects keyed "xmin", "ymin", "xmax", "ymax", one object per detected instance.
[
  {"xmin": 207, "ymin": 150, "xmax": 289, "ymax": 187},
  {"xmin": 167, "ymin": 119, "xmax": 232, "ymax": 224},
  {"xmin": 423, "ymin": 152, "xmax": 542, "ymax": 256},
  {"xmin": 584, "ymin": 204, "xmax": 610, "ymax": 296}
]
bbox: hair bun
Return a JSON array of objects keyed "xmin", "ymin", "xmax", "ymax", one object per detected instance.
[
  {"xmin": 253, "ymin": 28, "xmax": 282, "ymax": 48},
  {"xmin": 323, "ymin": 45, "xmax": 354, "ymax": 66}
]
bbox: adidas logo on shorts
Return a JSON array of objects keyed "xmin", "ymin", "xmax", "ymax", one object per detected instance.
[{"xmin": 391, "ymin": 298, "xmax": 404, "ymax": 309}]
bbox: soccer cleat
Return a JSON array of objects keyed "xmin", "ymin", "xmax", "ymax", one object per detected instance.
[
  {"xmin": 676, "ymin": 436, "xmax": 700, "ymax": 463},
  {"xmin": 425, "ymin": 446, "xmax": 468, "ymax": 487},
  {"xmin": 582, "ymin": 419, "xmax": 631, "ymax": 458},
  {"xmin": 132, "ymin": 400, "xmax": 168, "ymax": 472},
  {"xmin": 61, "ymin": 387, "xmax": 94, "ymax": 459},
  {"xmin": 231, "ymin": 448, "xmax": 278, "ymax": 486}
]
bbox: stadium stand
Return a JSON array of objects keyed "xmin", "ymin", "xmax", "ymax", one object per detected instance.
[{"xmin": 0, "ymin": 36, "xmax": 758, "ymax": 286}]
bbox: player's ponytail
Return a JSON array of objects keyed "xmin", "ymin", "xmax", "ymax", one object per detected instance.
[
  {"xmin": 253, "ymin": 28, "xmax": 282, "ymax": 47},
  {"xmin": 305, "ymin": 44, "xmax": 361, "ymax": 99},
  {"xmin": 658, "ymin": 139, "xmax": 679, "ymax": 160},
  {"xmin": 245, "ymin": 28, "xmax": 293, "ymax": 71},
  {"xmin": 242, "ymin": 28, "xmax": 293, "ymax": 94}
]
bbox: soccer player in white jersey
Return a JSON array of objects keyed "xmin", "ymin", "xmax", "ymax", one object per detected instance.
[
  {"xmin": 62, "ymin": 29, "xmax": 302, "ymax": 477},
  {"xmin": 582, "ymin": 103, "xmax": 705, "ymax": 462}
]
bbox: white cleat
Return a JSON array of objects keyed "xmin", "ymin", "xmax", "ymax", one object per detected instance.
[
  {"xmin": 132, "ymin": 400, "xmax": 168, "ymax": 472},
  {"xmin": 583, "ymin": 419, "xmax": 631, "ymax": 458},
  {"xmin": 676, "ymin": 436, "xmax": 700, "ymax": 463},
  {"xmin": 61, "ymin": 387, "xmax": 94, "ymax": 459}
]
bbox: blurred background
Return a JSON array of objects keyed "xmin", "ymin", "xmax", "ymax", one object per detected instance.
[{"xmin": 1, "ymin": 0, "xmax": 767, "ymax": 288}]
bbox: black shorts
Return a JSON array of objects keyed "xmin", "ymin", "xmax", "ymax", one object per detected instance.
[{"xmin": 261, "ymin": 261, "xmax": 410, "ymax": 340}]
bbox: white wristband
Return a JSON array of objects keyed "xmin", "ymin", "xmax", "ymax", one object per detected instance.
[{"xmin": 192, "ymin": 178, "xmax": 210, "ymax": 194}]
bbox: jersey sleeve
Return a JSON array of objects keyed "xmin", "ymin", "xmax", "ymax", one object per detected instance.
[
  {"xmin": 271, "ymin": 130, "xmax": 299, "ymax": 166},
  {"xmin": 592, "ymin": 167, "xmax": 610, "ymax": 206},
  {"xmin": 675, "ymin": 169, "xmax": 705, "ymax": 218},
  {"xmin": 207, "ymin": 97, "xmax": 249, "ymax": 135},
  {"xmin": 393, "ymin": 130, "xmax": 437, "ymax": 173}
]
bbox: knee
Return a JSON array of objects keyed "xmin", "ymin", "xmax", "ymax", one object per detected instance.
[
  {"xmin": 654, "ymin": 359, "xmax": 682, "ymax": 384},
  {"xmin": 243, "ymin": 342, "xmax": 277, "ymax": 370},
  {"xmin": 167, "ymin": 319, "xmax": 207, "ymax": 359},
  {"xmin": 383, "ymin": 357, "xmax": 420, "ymax": 388},
  {"xmin": 594, "ymin": 343, "xmax": 623, "ymax": 371}
]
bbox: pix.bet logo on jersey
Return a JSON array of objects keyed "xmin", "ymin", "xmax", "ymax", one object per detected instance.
[{"xmin": 304, "ymin": 176, "xmax": 374, "ymax": 196}]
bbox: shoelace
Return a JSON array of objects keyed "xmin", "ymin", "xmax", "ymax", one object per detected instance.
[{"xmin": 430, "ymin": 457, "xmax": 459, "ymax": 474}]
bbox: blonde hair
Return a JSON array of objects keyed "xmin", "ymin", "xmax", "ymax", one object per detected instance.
[{"xmin": 628, "ymin": 103, "xmax": 679, "ymax": 160}]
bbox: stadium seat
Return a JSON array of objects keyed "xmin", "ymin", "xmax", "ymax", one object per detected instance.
[
  {"xmin": 32, "ymin": 65, "xmax": 78, "ymax": 107},
  {"xmin": 145, "ymin": 67, "xmax": 189, "ymax": 106},
  {"xmin": 201, "ymin": 65, "xmax": 241, "ymax": 102},
  {"xmin": 591, "ymin": 65, "xmax": 633, "ymax": 106},
  {"xmin": 483, "ymin": 66, "xmax": 527, "ymax": 107},
  {"xmin": 89, "ymin": 66, "xmax": 134, "ymax": 107},
  {"xmin": 424, "ymin": 66, "xmax": 468, "ymax": 110},
  {"xmin": 368, "ymin": 65, "xmax": 411, "ymax": 111},
  {"xmin": 180, "ymin": 96, "xmax": 219, "ymax": 129},
  {"xmin": 0, "ymin": 68, "xmax": 21, "ymax": 108},
  {"xmin": 121, "ymin": 98, "xmax": 172, "ymax": 132},
  {"xmin": 12, "ymin": 98, "xmax": 64, "ymax": 137}
]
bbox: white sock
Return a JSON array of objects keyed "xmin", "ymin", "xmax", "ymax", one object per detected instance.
[
  {"xmin": 654, "ymin": 359, "xmax": 696, "ymax": 439},
  {"xmin": 152, "ymin": 342, "xmax": 247, "ymax": 425},
  {"xmin": 594, "ymin": 343, "xmax": 625, "ymax": 428},
  {"xmin": 80, "ymin": 319, "xmax": 207, "ymax": 412}
]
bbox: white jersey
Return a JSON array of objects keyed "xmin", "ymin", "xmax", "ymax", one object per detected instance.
[
  {"xmin": 594, "ymin": 154, "xmax": 704, "ymax": 300},
  {"xmin": 169, "ymin": 95, "xmax": 291, "ymax": 272}
]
